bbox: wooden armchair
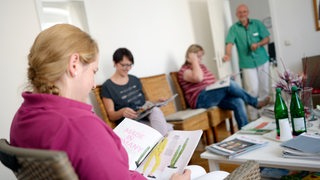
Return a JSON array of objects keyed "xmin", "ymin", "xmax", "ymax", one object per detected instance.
[
  {"xmin": 170, "ymin": 72, "xmax": 235, "ymax": 143},
  {"xmin": 140, "ymin": 74, "xmax": 213, "ymax": 145},
  {"xmin": 92, "ymin": 85, "xmax": 117, "ymax": 128},
  {"xmin": 0, "ymin": 139, "xmax": 78, "ymax": 180}
]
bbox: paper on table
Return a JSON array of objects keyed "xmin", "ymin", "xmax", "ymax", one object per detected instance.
[
  {"xmin": 262, "ymin": 130, "xmax": 282, "ymax": 142},
  {"xmin": 240, "ymin": 120, "xmax": 276, "ymax": 135}
]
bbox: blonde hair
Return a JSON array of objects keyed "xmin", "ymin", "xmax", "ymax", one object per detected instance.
[
  {"xmin": 184, "ymin": 44, "xmax": 204, "ymax": 65},
  {"xmin": 27, "ymin": 24, "xmax": 99, "ymax": 95}
]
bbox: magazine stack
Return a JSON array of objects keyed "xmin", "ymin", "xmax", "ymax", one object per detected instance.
[
  {"xmin": 206, "ymin": 136, "xmax": 268, "ymax": 159},
  {"xmin": 280, "ymin": 133, "xmax": 320, "ymax": 160}
]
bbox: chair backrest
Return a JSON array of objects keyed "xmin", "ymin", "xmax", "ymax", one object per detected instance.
[
  {"xmin": 224, "ymin": 160, "xmax": 261, "ymax": 180},
  {"xmin": 0, "ymin": 139, "xmax": 78, "ymax": 180},
  {"xmin": 302, "ymin": 55, "xmax": 320, "ymax": 89},
  {"xmin": 169, "ymin": 71, "xmax": 188, "ymax": 110},
  {"xmin": 92, "ymin": 85, "xmax": 117, "ymax": 128},
  {"xmin": 140, "ymin": 74, "xmax": 176, "ymax": 116}
]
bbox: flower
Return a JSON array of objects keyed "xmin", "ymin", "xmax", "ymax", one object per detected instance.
[{"xmin": 273, "ymin": 59, "xmax": 304, "ymax": 94}]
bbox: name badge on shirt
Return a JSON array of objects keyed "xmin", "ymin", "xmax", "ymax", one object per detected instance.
[{"xmin": 253, "ymin": 32, "xmax": 259, "ymax": 36}]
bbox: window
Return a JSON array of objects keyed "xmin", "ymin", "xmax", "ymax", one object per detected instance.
[{"xmin": 35, "ymin": 0, "xmax": 89, "ymax": 32}]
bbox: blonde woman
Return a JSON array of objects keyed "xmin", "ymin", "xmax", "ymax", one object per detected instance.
[{"xmin": 178, "ymin": 44, "xmax": 270, "ymax": 129}]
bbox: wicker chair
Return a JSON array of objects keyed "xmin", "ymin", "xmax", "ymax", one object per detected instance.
[
  {"xmin": 92, "ymin": 85, "xmax": 117, "ymax": 128},
  {"xmin": 170, "ymin": 72, "xmax": 235, "ymax": 142},
  {"xmin": 139, "ymin": 73, "xmax": 214, "ymax": 145},
  {"xmin": 225, "ymin": 160, "xmax": 261, "ymax": 180},
  {"xmin": 0, "ymin": 139, "xmax": 78, "ymax": 180}
]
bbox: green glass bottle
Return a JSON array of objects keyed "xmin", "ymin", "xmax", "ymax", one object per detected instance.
[
  {"xmin": 290, "ymin": 86, "xmax": 307, "ymax": 136},
  {"xmin": 274, "ymin": 88, "xmax": 289, "ymax": 137}
]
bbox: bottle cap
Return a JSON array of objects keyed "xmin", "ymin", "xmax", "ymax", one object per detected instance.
[
  {"xmin": 276, "ymin": 88, "xmax": 282, "ymax": 93},
  {"xmin": 291, "ymin": 86, "xmax": 298, "ymax": 92}
]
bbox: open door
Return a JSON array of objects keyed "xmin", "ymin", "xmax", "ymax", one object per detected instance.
[{"xmin": 207, "ymin": 0, "xmax": 240, "ymax": 83}]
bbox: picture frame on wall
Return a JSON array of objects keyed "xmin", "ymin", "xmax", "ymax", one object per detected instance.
[{"xmin": 313, "ymin": 0, "xmax": 320, "ymax": 31}]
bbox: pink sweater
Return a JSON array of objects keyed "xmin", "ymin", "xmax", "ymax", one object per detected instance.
[{"xmin": 10, "ymin": 92, "xmax": 146, "ymax": 180}]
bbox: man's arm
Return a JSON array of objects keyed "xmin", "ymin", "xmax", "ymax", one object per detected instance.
[
  {"xmin": 251, "ymin": 36, "xmax": 270, "ymax": 51},
  {"xmin": 223, "ymin": 43, "xmax": 233, "ymax": 62}
]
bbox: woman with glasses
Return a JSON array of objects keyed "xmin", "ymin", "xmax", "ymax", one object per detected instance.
[{"xmin": 101, "ymin": 48, "xmax": 173, "ymax": 136}]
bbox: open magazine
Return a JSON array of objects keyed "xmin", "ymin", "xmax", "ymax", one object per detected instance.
[
  {"xmin": 205, "ymin": 72, "xmax": 241, "ymax": 91},
  {"xmin": 114, "ymin": 118, "xmax": 202, "ymax": 179},
  {"xmin": 205, "ymin": 77, "xmax": 230, "ymax": 91},
  {"xmin": 239, "ymin": 120, "xmax": 276, "ymax": 135},
  {"xmin": 206, "ymin": 135, "xmax": 268, "ymax": 159},
  {"xmin": 136, "ymin": 94, "xmax": 178, "ymax": 120}
]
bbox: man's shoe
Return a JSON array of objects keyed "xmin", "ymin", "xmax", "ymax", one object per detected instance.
[{"xmin": 257, "ymin": 96, "xmax": 271, "ymax": 109}]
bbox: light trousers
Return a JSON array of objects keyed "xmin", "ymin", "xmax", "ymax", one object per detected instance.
[
  {"xmin": 242, "ymin": 61, "xmax": 270, "ymax": 120},
  {"xmin": 139, "ymin": 107, "xmax": 173, "ymax": 136}
]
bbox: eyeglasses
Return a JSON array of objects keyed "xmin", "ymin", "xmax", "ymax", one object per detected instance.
[{"xmin": 119, "ymin": 63, "xmax": 133, "ymax": 69}]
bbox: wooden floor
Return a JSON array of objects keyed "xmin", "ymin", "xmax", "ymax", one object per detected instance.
[{"xmin": 188, "ymin": 122, "xmax": 240, "ymax": 173}]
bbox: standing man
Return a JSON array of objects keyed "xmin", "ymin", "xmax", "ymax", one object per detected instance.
[{"xmin": 223, "ymin": 4, "xmax": 270, "ymax": 121}]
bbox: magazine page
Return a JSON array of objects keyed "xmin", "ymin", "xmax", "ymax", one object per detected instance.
[
  {"xmin": 136, "ymin": 94, "xmax": 178, "ymax": 120},
  {"xmin": 262, "ymin": 130, "xmax": 282, "ymax": 142},
  {"xmin": 154, "ymin": 94, "xmax": 178, "ymax": 107},
  {"xmin": 135, "ymin": 130, "xmax": 203, "ymax": 180},
  {"xmin": 136, "ymin": 101, "xmax": 155, "ymax": 120},
  {"xmin": 113, "ymin": 118, "xmax": 163, "ymax": 170},
  {"xmin": 205, "ymin": 77, "xmax": 230, "ymax": 91},
  {"xmin": 239, "ymin": 120, "xmax": 276, "ymax": 135}
]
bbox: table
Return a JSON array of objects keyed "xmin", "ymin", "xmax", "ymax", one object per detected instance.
[{"xmin": 200, "ymin": 116, "xmax": 320, "ymax": 172}]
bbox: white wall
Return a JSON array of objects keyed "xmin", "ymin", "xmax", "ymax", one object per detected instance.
[
  {"xmin": 0, "ymin": 1, "xmax": 40, "ymax": 178},
  {"xmin": 87, "ymin": 0, "xmax": 192, "ymax": 82},
  {"xmin": 270, "ymin": 0, "xmax": 320, "ymax": 73},
  {"xmin": 1, "ymin": 0, "xmax": 319, "ymax": 179}
]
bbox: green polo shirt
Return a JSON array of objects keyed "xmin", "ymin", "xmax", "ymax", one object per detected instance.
[{"xmin": 226, "ymin": 19, "xmax": 270, "ymax": 69}]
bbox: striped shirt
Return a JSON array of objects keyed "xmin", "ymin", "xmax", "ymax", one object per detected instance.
[{"xmin": 178, "ymin": 64, "xmax": 216, "ymax": 108}]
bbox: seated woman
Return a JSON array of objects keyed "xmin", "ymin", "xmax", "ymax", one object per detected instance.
[
  {"xmin": 10, "ymin": 24, "xmax": 150, "ymax": 179},
  {"xmin": 178, "ymin": 44, "xmax": 270, "ymax": 129},
  {"xmin": 101, "ymin": 48, "xmax": 173, "ymax": 136}
]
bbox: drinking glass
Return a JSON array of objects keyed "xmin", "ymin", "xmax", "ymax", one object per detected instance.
[{"xmin": 300, "ymin": 87, "xmax": 316, "ymax": 127}]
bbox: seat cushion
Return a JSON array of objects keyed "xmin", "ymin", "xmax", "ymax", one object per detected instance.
[
  {"xmin": 165, "ymin": 108, "xmax": 206, "ymax": 121},
  {"xmin": 207, "ymin": 106, "xmax": 219, "ymax": 110}
]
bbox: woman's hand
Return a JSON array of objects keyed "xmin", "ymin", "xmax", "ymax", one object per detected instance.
[
  {"xmin": 187, "ymin": 52, "xmax": 199, "ymax": 65},
  {"xmin": 122, "ymin": 107, "xmax": 138, "ymax": 119},
  {"xmin": 170, "ymin": 169, "xmax": 191, "ymax": 180},
  {"xmin": 157, "ymin": 97, "xmax": 166, "ymax": 102}
]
